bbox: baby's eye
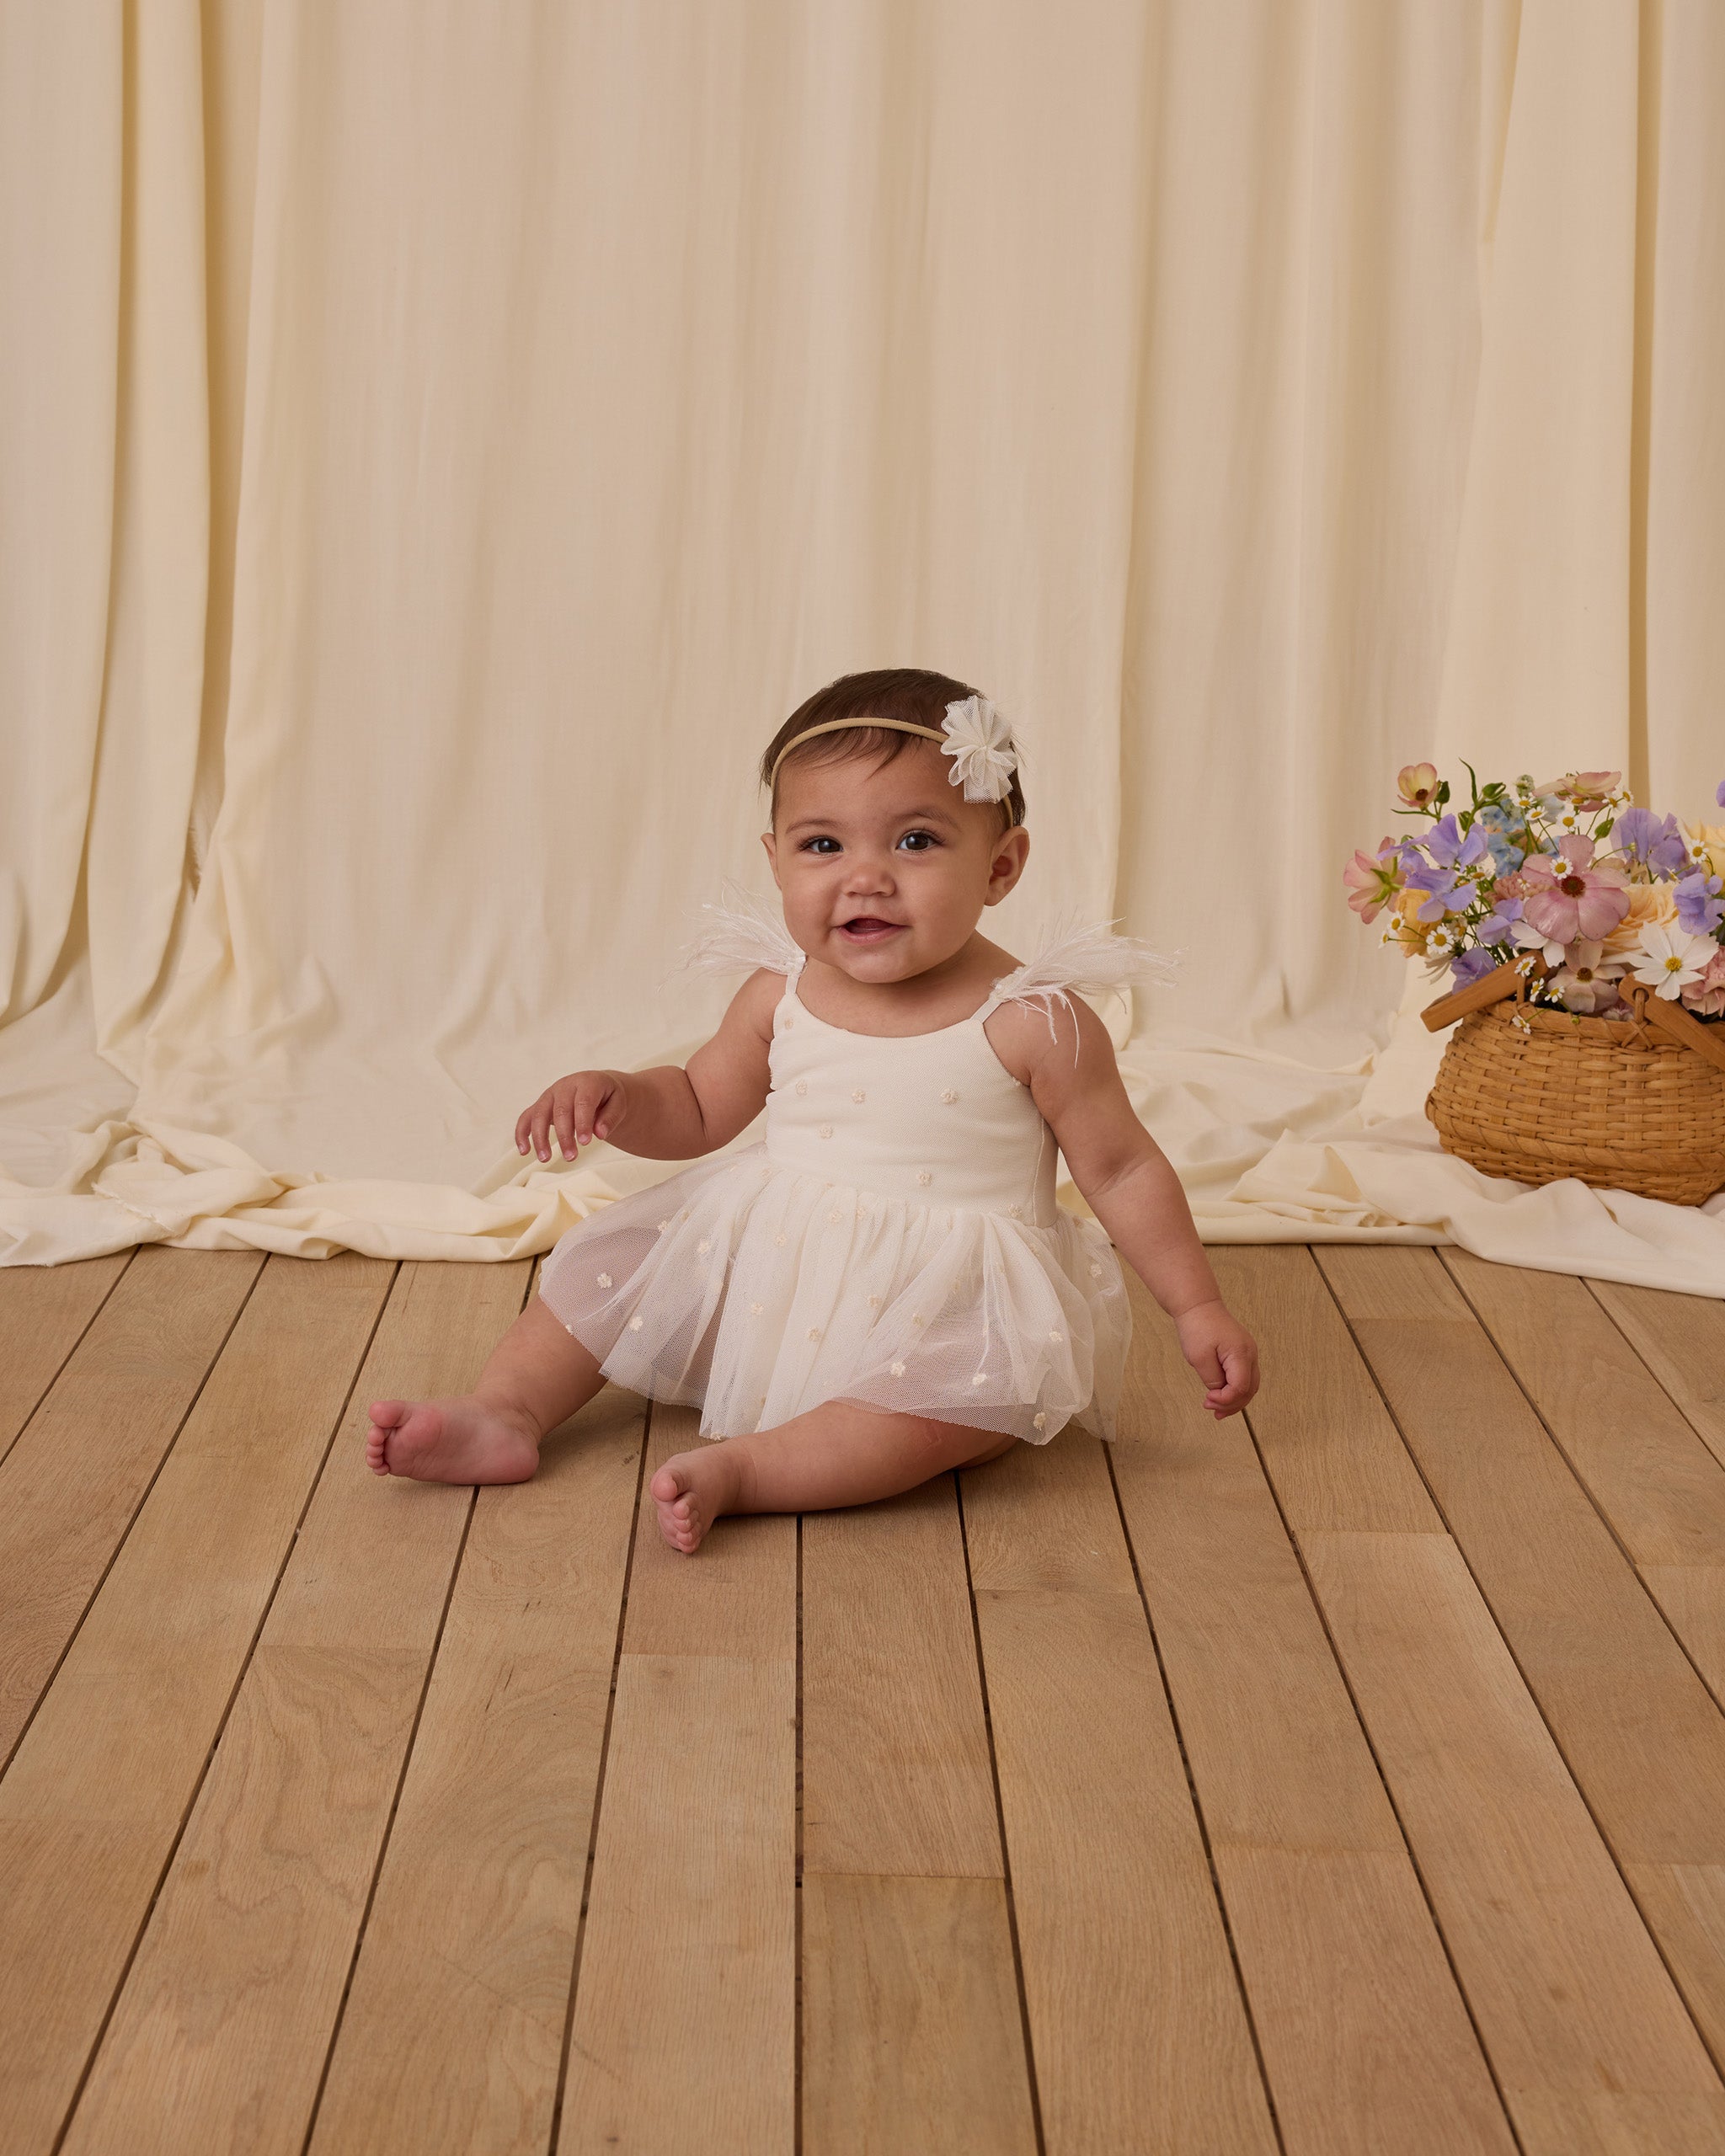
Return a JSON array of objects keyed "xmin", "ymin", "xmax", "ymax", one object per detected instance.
[
  {"xmin": 898, "ymin": 830, "xmax": 939, "ymax": 852},
  {"xmin": 798, "ymin": 836, "xmax": 841, "ymax": 855}
]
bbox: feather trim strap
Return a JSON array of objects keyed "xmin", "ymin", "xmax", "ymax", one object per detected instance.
[
  {"xmin": 987, "ymin": 914, "xmax": 1180, "ymax": 1059},
  {"xmin": 674, "ymin": 878, "xmax": 807, "ymax": 979}
]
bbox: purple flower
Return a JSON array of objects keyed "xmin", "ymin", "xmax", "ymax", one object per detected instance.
[
  {"xmin": 1717, "ymin": 779, "xmax": 1725, "ymax": 808},
  {"xmin": 1474, "ymin": 896, "xmax": 1524, "ymax": 945},
  {"xmin": 1675, "ymin": 870, "xmax": 1725, "ymax": 936},
  {"xmin": 1614, "ymin": 805, "xmax": 1690, "ymax": 875},
  {"xmin": 1423, "ymin": 813, "xmax": 1491, "ymax": 874},
  {"xmin": 1401, "ymin": 862, "xmax": 1461, "ymax": 922},
  {"xmin": 1450, "ymin": 948, "xmax": 1498, "ymax": 987}
]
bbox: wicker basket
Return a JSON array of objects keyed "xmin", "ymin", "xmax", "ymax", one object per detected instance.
[{"xmin": 1426, "ymin": 991, "xmax": 1725, "ymax": 1205}]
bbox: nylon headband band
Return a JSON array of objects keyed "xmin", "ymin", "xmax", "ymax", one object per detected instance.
[{"xmin": 766, "ymin": 716, "xmax": 948, "ymax": 787}]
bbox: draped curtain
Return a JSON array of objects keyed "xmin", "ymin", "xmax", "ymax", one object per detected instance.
[{"xmin": 3, "ymin": 0, "xmax": 1722, "ymax": 1289}]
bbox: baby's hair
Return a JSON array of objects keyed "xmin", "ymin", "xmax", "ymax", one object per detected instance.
[{"xmin": 761, "ymin": 667, "xmax": 1027, "ymax": 837}]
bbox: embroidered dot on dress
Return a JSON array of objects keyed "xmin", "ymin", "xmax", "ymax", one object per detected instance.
[
  {"xmin": 819, "ymin": 1124, "xmax": 833, "ymax": 1139},
  {"xmin": 890, "ymin": 1361, "xmax": 905, "ymax": 1376},
  {"xmin": 595, "ymin": 1273, "xmax": 611, "ymax": 1288},
  {"xmin": 628, "ymin": 1315, "xmax": 644, "ymax": 1331},
  {"xmin": 851, "ymin": 1087, "xmax": 866, "ymax": 1102},
  {"xmin": 795, "ymin": 1079, "xmax": 808, "ymax": 1096},
  {"xmin": 916, "ymin": 1169, "xmax": 932, "ymax": 1186},
  {"xmin": 941, "ymin": 1088, "xmax": 959, "ymax": 1104},
  {"xmin": 697, "ymin": 1239, "xmax": 712, "ymax": 1256},
  {"xmin": 826, "ymin": 1209, "xmax": 841, "ymax": 1224},
  {"xmin": 1033, "ymin": 1412, "xmax": 1047, "ymax": 1430}
]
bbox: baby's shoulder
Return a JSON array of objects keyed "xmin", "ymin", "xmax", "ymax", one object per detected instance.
[{"xmin": 980, "ymin": 914, "xmax": 1180, "ymax": 1081}]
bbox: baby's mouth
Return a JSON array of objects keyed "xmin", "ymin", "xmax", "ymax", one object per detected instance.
[{"xmin": 838, "ymin": 917, "xmax": 904, "ymax": 942}]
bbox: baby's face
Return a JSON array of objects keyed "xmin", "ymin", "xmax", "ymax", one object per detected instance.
[{"xmin": 762, "ymin": 740, "xmax": 1029, "ymax": 984}]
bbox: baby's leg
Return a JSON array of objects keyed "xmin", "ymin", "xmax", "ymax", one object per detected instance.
[
  {"xmin": 366, "ymin": 1293, "xmax": 606, "ymax": 1484},
  {"xmin": 649, "ymin": 1400, "xmax": 1017, "ymax": 1555}
]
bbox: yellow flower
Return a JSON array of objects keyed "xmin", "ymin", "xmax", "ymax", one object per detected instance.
[
  {"xmin": 1600, "ymin": 879, "xmax": 1679, "ymax": 956},
  {"xmin": 1382, "ymin": 889, "xmax": 1431, "ymax": 956},
  {"xmin": 1397, "ymin": 761, "xmax": 1439, "ymax": 808}
]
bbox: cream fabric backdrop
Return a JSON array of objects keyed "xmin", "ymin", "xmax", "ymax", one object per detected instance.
[{"xmin": 3, "ymin": 0, "xmax": 1722, "ymax": 1291}]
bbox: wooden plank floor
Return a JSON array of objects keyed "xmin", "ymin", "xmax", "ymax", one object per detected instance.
[{"xmin": 3, "ymin": 1244, "xmax": 1725, "ymax": 2154}]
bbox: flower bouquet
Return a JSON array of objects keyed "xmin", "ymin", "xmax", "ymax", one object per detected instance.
[{"xmin": 1345, "ymin": 766, "xmax": 1725, "ymax": 1204}]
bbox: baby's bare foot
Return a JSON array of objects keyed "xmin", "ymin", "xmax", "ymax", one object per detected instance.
[
  {"xmin": 649, "ymin": 1444, "xmax": 745, "ymax": 1555},
  {"xmin": 366, "ymin": 1395, "xmax": 540, "ymax": 1485}
]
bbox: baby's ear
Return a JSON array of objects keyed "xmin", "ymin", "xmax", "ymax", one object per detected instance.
[{"xmin": 986, "ymin": 823, "xmax": 1030, "ymax": 899}]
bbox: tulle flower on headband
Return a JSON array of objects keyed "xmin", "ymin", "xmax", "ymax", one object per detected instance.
[{"xmin": 940, "ymin": 695, "xmax": 1018, "ymax": 803}]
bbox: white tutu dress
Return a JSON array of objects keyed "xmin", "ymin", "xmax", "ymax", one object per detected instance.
[{"xmin": 537, "ymin": 894, "xmax": 1175, "ymax": 1446}]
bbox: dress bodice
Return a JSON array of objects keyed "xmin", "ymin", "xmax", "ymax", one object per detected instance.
[
  {"xmin": 766, "ymin": 971, "xmax": 1060, "ymax": 1225},
  {"xmin": 681, "ymin": 879, "xmax": 1178, "ymax": 1229}
]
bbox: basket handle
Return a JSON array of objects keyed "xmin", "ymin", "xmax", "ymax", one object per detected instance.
[
  {"xmin": 1421, "ymin": 956, "xmax": 1549, "ymax": 1033},
  {"xmin": 1637, "ymin": 987, "xmax": 1725, "ymax": 1075}
]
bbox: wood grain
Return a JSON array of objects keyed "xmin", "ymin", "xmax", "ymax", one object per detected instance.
[
  {"xmin": 308, "ymin": 1381, "xmax": 644, "ymax": 2156},
  {"xmin": 558, "ymin": 1405, "xmax": 796, "ymax": 2156},
  {"xmin": 1111, "ymin": 1260, "xmax": 1514, "ymax": 2153},
  {"xmin": 1304, "ymin": 1528, "xmax": 1725, "ymax": 2149},
  {"xmin": 1444, "ymin": 1248, "xmax": 1725, "ymax": 1679},
  {"xmin": 800, "ymin": 1470, "xmax": 1033, "ymax": 2153},
  {"xmin": 1589, "ymin": 1277, "xmax": 1725, "ymax": 1470},
  {"xmin": 1322, "ymin": 1246, "xmax": 1725, "ymax": 2063},
  {"xmin": 802, "ymin": 1475, "xmax": 1000, "ymax": 1879},
  {"xmin": 56, "ymin": 1258, "xmax": 533, "ymax": 2156},
  {"xmin": 0, "ymin": 1251, "xmax": 131, "ymax": 1465},
  {"xmin": 1207, "ymin": 1246, "xmax": 1441, "ymax": 1534},
  {"xmin": 0, "ymin": 1252, "xmax": 393, "ymax": 2156},
  {"xmin": 802, "ymin": 1873, "xmax": 1035, "ymax": 2156},
  {"xmin": 964, "ymin": 1432, "xmax": 1276, "ymax": 2156},
  {"xmin": 1239, "ymin": 1245, "xmax": 1725, "ymax": 2146},
  {"xmin": 0, "ymin": 1248, "xmax": 263, "ymax": 1764}
]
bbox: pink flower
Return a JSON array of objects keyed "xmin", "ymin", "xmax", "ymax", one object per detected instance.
[
  {"xmin": 1536, "ymin": 769, "xmax": 1622, "ymax": 808},
  {"xmin": 1682, "ymin": 947, "xmax": 1725, "ymax": 1018},
  {"xmin": 1519, "ymin": 836, "xmax": 1629, "ymax": 944},
  {"xmin": 1397, "ymin": 762, "xmax": 1439, "ymax": 808},
  {"xmin": 1343, "ymin": 839, "xmax": 1401, "ymax": 924},
  {"xmin": 1551, "ymin": 941, "xmax": 1626, "ymax": 1015}
]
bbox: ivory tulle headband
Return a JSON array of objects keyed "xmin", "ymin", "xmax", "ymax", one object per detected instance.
[{"xmin": 768, "ymin": 694, "xmax": 1020, "ymax": 814}]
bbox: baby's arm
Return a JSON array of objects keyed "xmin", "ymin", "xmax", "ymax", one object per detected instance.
[
  {"xmin": 515, "ymin": 969, "xmax": 779, "ymax": 1164},
  {"xmin": 1008, "ymin": 994, "xmax": 1260, "ymax": 1418}
]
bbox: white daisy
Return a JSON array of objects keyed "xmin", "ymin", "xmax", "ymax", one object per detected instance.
[{"xmin": 1628, "ymin": 922, "xmax": 1716, "ymax": 1000}]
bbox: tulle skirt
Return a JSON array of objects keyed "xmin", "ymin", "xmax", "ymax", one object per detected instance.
[{"xmin": 537, "ymin": 1141, "xmax": 1131, "ymax": 1444}]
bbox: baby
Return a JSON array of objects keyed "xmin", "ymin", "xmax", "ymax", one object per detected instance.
[{"xmin": 366, "ymin": 667, "xmax": 1259, "ymax": 1551}]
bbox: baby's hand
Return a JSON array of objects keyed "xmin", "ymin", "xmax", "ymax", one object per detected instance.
[
  {"xmin": 516, "ymin": 1070, "xmax": 629, "ymax": 1163},
  {"xmin": 1174, "ymin": 1299, "xmax": 1260, "ymax": 1419}
]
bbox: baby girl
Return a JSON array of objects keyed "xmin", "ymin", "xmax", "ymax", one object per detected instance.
[{"xmin": 366, "ymin": 667, "xmax": 1260, "ymax": 1551}]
